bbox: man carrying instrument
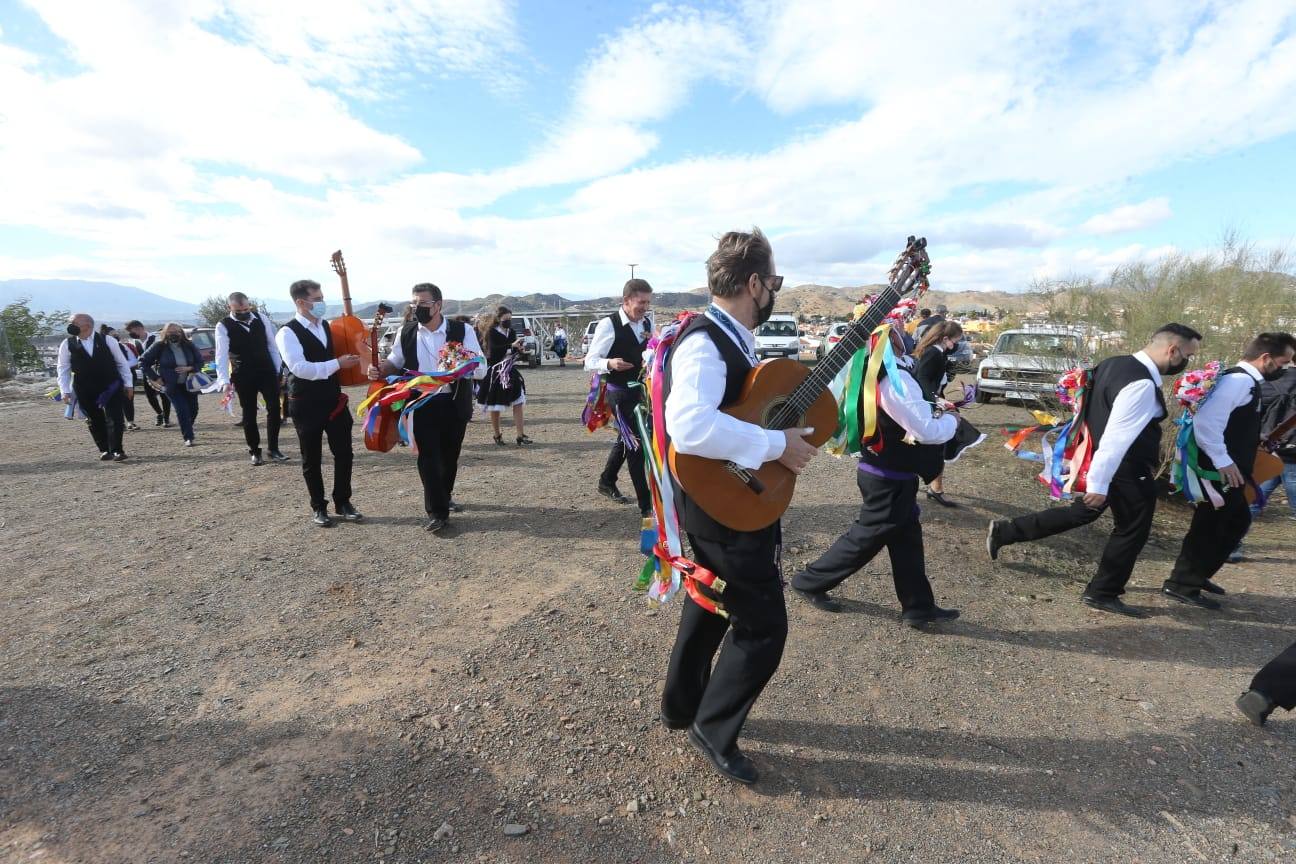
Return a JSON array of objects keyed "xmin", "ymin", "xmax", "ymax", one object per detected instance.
[
  {"xmin": 585, "ymin": 278, "xmax": 654, "ymax": 516},
  {"xmin": 790, "ymin": 322, "xmax": 963, "ymax": 627},
  {"xmin": 57, "ymin": 312, "xmax": 134, "ymax": 462},
  {"xmin": 1162, "ymin": 331, "xmax": 1296, "ymax": 609},
  {"xmin": 367, "ymin": 283, "xmax": 486, "ymax": 534},
  {"xmin": 216, "ymin": 292, "xmax": 288, "ymax": 466},
  {"xmin": 660, "ymin": 228, "xmax": 817, "ymax": 785},
  {"xmin": 987, "ymin": 324, "xmax": 1202, "ymax": 617},
  {"xmin": 275, "ymin": 280, "xmax": 364, "ymax": 528}
]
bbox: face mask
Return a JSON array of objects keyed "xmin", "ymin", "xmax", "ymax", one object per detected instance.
[
  {"xmin": 1262, "ymin": 365, "xmax": 1288, "ymax": 382},
  {"xmin": 754, "ymin": 289, "xmax": 776, "ymax": 327},
  {"xmin": 67, "ymin": 323, "xmax": 81, "ymax": 336},
  {"xmin": 1164, "ymin": 356, "xmax": 1189, "ymax": 376},
  {"xmin": 167, "ymin": 334, "xmax": 181, "ymax": 344},
  {"xmin": 500, "ymin": 320, "xmax": 512, "ymax": 330},
  {"xmin": 309, "ymin": 300, "xmax": 327, "ymax": 319},
  {"xmin": 414, "ymin": 305, "xmax": 433, "ymax": 325},
  {"xmin": 234, "ymin": 310, "xmax": 252, "ymax": 322}
]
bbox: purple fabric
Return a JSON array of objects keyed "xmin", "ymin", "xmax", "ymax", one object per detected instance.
[{"xmin": 857, "ymin": 460, "xmax": 916, "ymax": 482}]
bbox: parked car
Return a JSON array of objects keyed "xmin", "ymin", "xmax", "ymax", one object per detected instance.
[
  {"xmin": 755, "ymin": 314, "xmax": 802, "ymax": 360},
  {"xmin": 816, "ymin": 322, "xmax": 850, "ymax": 361},
  {"xmin": 511, "ymin": 315, "xmax": 541, "ymax": 367},
  {"xmin": 579, "ymin": 320, "xmax": 598, "ymax": 356},
  {"xmin": 976, "ymin": 328, "xmax": 1088, "ymax": 403},
  {"xmin": 186, "ymin": 327, "xmax": 216, "ymax": 365}
]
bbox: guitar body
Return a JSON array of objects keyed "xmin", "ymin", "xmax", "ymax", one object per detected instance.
[
  {"xmin": 669, "ymin": 358, "xmax": 839, "ymax": 532},
  {"xmin": 363, "ymin": 379, "xmax": 401, "ymax": 453},
  {"xmin": 329, "ymin": 316, "xmax": 369, "ymax": 386},
  {"xmin": 1247, "ymin": 449, "xmax": 1283, "ymax": 504}
]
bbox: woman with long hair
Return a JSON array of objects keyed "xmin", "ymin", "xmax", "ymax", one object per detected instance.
[
  {"xmin": 912, "ymin": 320, "xmax": 965, "ymax": 506},
  {"xmin": 476, "ymin": 306, "xmax": 532, "ymax": 445},
  {"xmin": 139, "ymin": 322, "xmax": 203, "ymax": 446}
]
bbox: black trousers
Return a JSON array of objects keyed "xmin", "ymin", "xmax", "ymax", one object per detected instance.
[
  {"xmin": 599, "ymin": 388, "xmax": 651, "ymax": 513},
  {"xmin": 122, "ymin": 385, "xmax": 135, "ymax": 423},
  {"xmin": 143, "ymin": 384, "xmax": 170, "ymax": 421},
  {"xmin": 791, "ymin": 470, "xmax": 936, "ymax": 613},
  {"xmin": 233, "ymin": 370, "xmax": 281, "ymax": 454},
  {"xmin": 412, "ymin": 397, "xmax": 469, "ymax": 520},
  {"xmin": 1252, "ymin": 641, "xmax": 1296, "ymax": 710},
  {"xmin": 999, "ymin": 474, "xmax": 1156, "ymax": 599},
  {"xmin": 1166, "ymin": 485, "xmax": 1251, "ymax": 591},
  {"xmin": 77, "ymin": 387, "xmax": 126, "ymax": 455},
  {"xmin": 662, "ymin": 525, "xmax": 787, "ymax": 756},
  {"xmin": 293, "ymin": 407, "xmax": 353, "ymax": 511}
]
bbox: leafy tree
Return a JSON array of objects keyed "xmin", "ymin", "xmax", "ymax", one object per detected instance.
[
  {"xmin": 0, "ymin": 297, "xmax": 71, "ymax": 376},
  {"xmin": 196, "ymin": 295, "xmax": 229, "ymax": 326}
]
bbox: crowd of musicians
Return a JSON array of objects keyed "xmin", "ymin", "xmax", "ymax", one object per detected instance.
[{"xmin": 56, "ymin": 229, "xmax": 1296, "ymax": 784}]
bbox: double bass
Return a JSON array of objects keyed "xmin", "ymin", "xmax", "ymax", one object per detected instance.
[
  {"xmin": 669, "ymin": 237, "xmax": 932, "ymax": 532},
  {"xmin": 329, "ymin": 250, "xmax": 370, "ymax": 387}
]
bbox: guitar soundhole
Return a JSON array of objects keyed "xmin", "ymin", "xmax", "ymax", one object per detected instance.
[{"xmin": 762, "ymin": 396, "xmax": 801, "ymax": 430}]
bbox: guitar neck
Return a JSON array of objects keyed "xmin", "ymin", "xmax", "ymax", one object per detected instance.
[
  {"xmin": 339, "ymin": 272, "xmax": 355, "ymax": 317},
  {"xmin": 1266, "ymin": 412, "xmax": 1296, "ymax": 447}
]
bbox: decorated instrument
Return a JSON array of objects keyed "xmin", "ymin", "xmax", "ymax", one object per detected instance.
[
  {"xmin": 669, "ymin": 236, "xmax": 933, "ymax": 532},
  {"xmin": 328, "ymin": 250, "xmax": 370, "ymax": 387},
  {"xmin": 363, "ymin": 302, "xmax": 396, "ymax": 452},
  {"xmin": 1247, "ymin": 411, "xmax": 1296, "ymax": 504}
]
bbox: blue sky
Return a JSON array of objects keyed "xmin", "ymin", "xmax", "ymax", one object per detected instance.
[{"xmin": 1, "ymin": 0, "xmax": 1294, "ymax": 306}]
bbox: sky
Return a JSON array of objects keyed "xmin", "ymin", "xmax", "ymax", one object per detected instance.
[{"xmin": 1, "ymin": 0, "xmax": 1294, "ymax": 305}]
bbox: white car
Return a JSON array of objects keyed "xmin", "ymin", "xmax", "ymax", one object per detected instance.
[
  {"xmin": 754, "ymin": 315, "xmax": 802, "ymax": 360},
  {"xmin": 976, "ymin": 328, "xmax": 1088, "ymax": 403}
]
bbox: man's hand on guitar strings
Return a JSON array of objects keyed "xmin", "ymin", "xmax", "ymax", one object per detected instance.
[{"xmin": 779, "ymin": 427, "xmax": 817, "ymax": 475}]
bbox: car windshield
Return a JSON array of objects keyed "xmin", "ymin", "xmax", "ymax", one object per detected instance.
[
  {"xmin": 756, "ymin": 321, "xmax": 797, "ymax": 337},
  {"xmin": 189, "ymin": 331, "xmax": 215, "ymax": 351},
  {"xmin": 996, "ymin": 333, "xmax": 1081, "ymax": 355}
]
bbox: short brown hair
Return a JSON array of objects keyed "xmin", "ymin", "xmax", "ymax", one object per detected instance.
[
  {"xmin": 1243, "ymin": 331, "xmax": 1296, "ymax": 361},
  {"xmin": 707, "ymin": 227, "xmax": 772, "ymax": 298},
  {"xmin": 412, "ymin": 282, "xmax": 443, "ymax": 303},
  {"xmin": 623, "ymin": 278, "xmax": 652, "ymax": 299},
  {"xmin": 289, "ymin": 280, "xmax": 320, "ymax": 302}
]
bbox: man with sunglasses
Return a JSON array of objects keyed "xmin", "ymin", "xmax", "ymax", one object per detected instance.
[{"xmin": 368, "ymin": 283, "xmax": 486, "ymax": 533}]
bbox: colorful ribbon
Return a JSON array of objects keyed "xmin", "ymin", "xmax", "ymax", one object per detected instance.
[
  {"xmin": 825, "ymin": 324, "xmax": 905, "ymax": 458},
  {"xmin": 355, "ymin": 359, "xmax": 483, "ymax": 454}
]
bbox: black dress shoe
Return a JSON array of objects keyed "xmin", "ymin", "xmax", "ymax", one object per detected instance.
[
  {"xmin": 111, "ymin": 451, "xmax": 128, "ymax": 462},
  {"xmin": 1235, "ymin": 689, "xmax": 1274, "ymax": 726},
  {"xmin": 99, "ymin": 451, "xmax": 114, "ymax": 461},
  {"xmin": 267, "ymin": 450, "xmax": 290, "ymax": 462},
  {"xmin": 598, "ymin": 484, "xmax": 630, "ymax": 505},
  {"xmin": 926, "ymin": 489, "xmax": 958, "ymax": 508},
  {"xmin": 660, "ymin": 711, "xmax": 691, "ymax": 731},
  {"xmin": 312, "ymin": 509, "xmax": 333, "ymax": 527},
  {"xmin": 424, "ymin": 517, "xmax": 447, "ymax": 533},
  {"xmin": 986, "ymin": 520, "xmax": 1009, "ymax": 561},
  {"xmin": 1081, "ymin": 595, "xmax": 1147, "ymax": 618},
  {"xmin": 687, "ymin": 725, "xmax": 757, "ymax": 785},
  {"xmin": 250, "ymin": 450, "xmax": 265, "ymax": 466},
  {"xmin": 154, "ymin": 415, "xmax": 164, "ymax": 427},
  {"xmin": 792, "ymin": 585, "xmax": 842, "ymax": 612},
  {"xmin": 902, "ymin": 606, "xmax": 960, "ymax": 628},
  {"xmin": 1162, "ymin": 586, "xmax": 1222, "ymax": 610},
  {"xmin": 448, "ymin": 499, "xmax": 463, "ymax": 513},
  {"xmin": 1202, "ymin": 580, "xmax": 1227, "ymax": 596},
  {"xmin": 335, "ymin": 503, "xmax": 363, "ymax": 522}
]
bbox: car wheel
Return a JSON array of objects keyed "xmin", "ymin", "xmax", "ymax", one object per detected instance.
[{"xmin": 975, "ymin": 389, "xmax": 993, "ymax": 404}]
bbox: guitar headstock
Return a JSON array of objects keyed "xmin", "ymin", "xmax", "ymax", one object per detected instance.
[
  {"xmin": 888, "ymin": 236, "xmax": 931, "ymax": 297},
  {"xmin": 330, "ymin": 250, "xmax": 346, "ymax": 276},
  {"xmin": 373, "ymin": 302, "xmax": 393, "ymax": 329}
]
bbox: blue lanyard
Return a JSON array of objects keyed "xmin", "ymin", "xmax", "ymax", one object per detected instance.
[{"xmin": 707, "ymin": 305, "xmax": 757, "ymax": 365}]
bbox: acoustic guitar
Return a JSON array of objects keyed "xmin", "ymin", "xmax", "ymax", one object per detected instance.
[
  {"xmin": 363, "ymin": 302, "xmax": 397, "ymax": 453},
  {"xmin": 1247, "ymin": 411, "xmax": 1296, "ymax": 504},
  {"xmin": 328, "ymin": 250, "xmax": 370, "ymax": 387},
  {"xmin": 670, "ymin": 237, "xmax": 932, "ymax": 531}
]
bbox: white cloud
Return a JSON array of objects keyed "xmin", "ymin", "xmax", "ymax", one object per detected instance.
[{"xmin": 1081, "ymin": 198, "xmax": 1173, "ymax": 235}]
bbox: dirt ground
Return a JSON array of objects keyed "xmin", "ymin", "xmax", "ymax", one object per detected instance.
[{"xmin": 1, "ymin": 365, "xmax": 1293, "ymax": 864}]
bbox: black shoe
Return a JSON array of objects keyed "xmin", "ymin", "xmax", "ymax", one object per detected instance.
[
  {"xmin": 111, "ymin": 451, "xmax": 128, "ymax": 462},
  {"xmin": 267, "ymin": 450, "xmax": 290, "ymax": 463},
  {"xmin": 926, "ymin": 489, "xmax": 958, "ymax": 508},
  {"xmin": 516, "ymin": 434, "xmax": 533, "ymax": 446},
  {"xmin": 250, "ymin": 450, "xmax": 265, "ymax": 466},
  {"xmin": 99, "ymin": 451, "xmax": 114, "ymax": 461},
  {"xmin": 1081, "ymin": 595, "xmax": 1147, "ymax": 618},
  {"xmin": 986, "ymin": 520, "xmax": 1008, "ymax": 561},
  {"xmin": 1202, "ymin": 580, "xmax": 1227, "ymax": 596},
  {"xmin": 448, "ymin": 499, "xmax": 463, "ymax": 513},
  {"xmin": 792, "ymin": 585, "xmax": 842, "ymax": 613},
  {"xmin": 902, "ymin": 606, "xmax": 960, "ymax": 628},
  {"xmin": 163, "ymin": 419, "xmax": 172, "ymax": 428},
  {"xmin": 687, "ymin": 725, "xmax": 757, "ymax": 785},
  {"xmin": 154, "ymin": 415, "xmax": 164, "ymax": 427},
  {"xmin": 233, "ymin": 419, "xmax": 245, "ymax": 428},
  {"xmin": 335, "ymin": 503, "xmax": 363, "ymax": 522},
  {"xmin": 1235, "ymin": 689, "xmax": 1275, "ymax": 726},
  {"xmin": 312, "ymin": 509, "xmax": 333, "ymax": 527},
  {"xmin": 598, "ymin": 483, "xmax": 630, "ymax": 505},
  {"xmin": 1162, "ymin": 585, "xmax": 1222, "ymax": 610},
  {"xmin": 660, "ymin": 711, "xmax": 691, "ymax": 731},
  {"xmin": 424, "ymin": 517, "xmax": 447, "ymax": 533}
]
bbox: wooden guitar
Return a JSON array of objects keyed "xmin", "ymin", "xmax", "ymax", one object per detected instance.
[
  {"xmin": 670, "ymin": 237, "xmax": 932, "ymax": 531},
  {"xmin": 363, "ymin": 302, "xmax": 397, "ymax": 453},
  {"xmin": 1247, "ymin": 411, "xmax": 1296, "ymax": 504},
  {"xmin": 328, "ymin": 250, "xmax": 370, "ymax": 387}
]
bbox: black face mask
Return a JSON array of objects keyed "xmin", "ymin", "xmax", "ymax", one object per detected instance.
[
  {"xmin": 414, "ymin": 305, "xmax": 433, "ymax": 325},
  {"xmin": 754, "ymin": 289, "xmax": 776, "ymax": 327},
  {"xmin": 1164, "ymin": 355, "xmax": 1189, "ymax": 376},
  {"xmin": 66, "ymin": 323, "xmax": 81, "ymax": 336},
  {"xmin": 500, "ymin": 320, "xmax": 512, "ymax": 330},
  {"xmin": 234, "ymin": 310, "xmax": 253, "ymax": 322},
  {"xmin": 168, "ymin": 334, "xmax": 181, "ymax": 344},
  {"xmin": 1263, "ymin": 365, "xmax": 1289, "ymax": 382}
]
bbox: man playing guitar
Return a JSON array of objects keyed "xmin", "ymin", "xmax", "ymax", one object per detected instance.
[{"xmin": 659, "ymin": 227, "xmax": 816, "ymax": 785}]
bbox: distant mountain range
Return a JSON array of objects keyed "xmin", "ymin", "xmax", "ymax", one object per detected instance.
[{"xmin": 0, "ymin": 279, "xmax": 201, "ymax": 322}]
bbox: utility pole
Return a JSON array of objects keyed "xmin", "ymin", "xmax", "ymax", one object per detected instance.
[{"xmin": 628, "ymin": 264, "xmax": 638, "ymax": 279}]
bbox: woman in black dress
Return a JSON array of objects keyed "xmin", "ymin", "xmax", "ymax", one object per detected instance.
[
  {"xmin": 477, "ymin": 306, "xmax": 532, "ymax": 446},
  {"xmin": 913, "ymin": 320, "xmax": 965, "ymax": 506}
]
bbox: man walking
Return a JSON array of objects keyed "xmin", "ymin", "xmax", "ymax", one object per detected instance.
[
  {"xmin": 57, "ymin": 313, "xmax": 134, "ymax": 461},
  {"xmin": 216, "ymin": 292, "xmax": 288, "ymax": 466}
]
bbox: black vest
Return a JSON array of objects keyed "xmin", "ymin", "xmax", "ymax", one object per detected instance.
[
  {"xmin": 1080, "ymin": 355, "xmax": 1166, "ymax": 480},
  {"xmin": 399, "ymin": 319, "xmax": 474, "ymax": 422},
  {"xmin": 1197, "ymin": 367, "xmax": 1262, "ymax": 476},
  {"xmin": 603, "ymin": 314, "xmax": 648, "ymax": 388},
  {"xmin": 67, "ymin": 333, "xmax": 120, "ymax": 397},
  {"xmin": 664, "ymin": 315, "xmax": 753, "ymax": 542},
  {"xmin": 222, "ymin": 314, "xmax": 275, "ymax": 377},
  {"xmin": 284, "ymin": 319, "xmax": 340, "ymax": 416},
  {"xmin": 859, "ymin": 364, "xmax": 945, "ymax": 482}
]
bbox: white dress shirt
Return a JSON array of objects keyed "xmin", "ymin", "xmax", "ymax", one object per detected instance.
[
  {"xmin": 386, "ymin": 316, "xmax": 487, "ymax": 394},
  {"xmin": 215, "ymin": 311, "xmax": 283, "ymax": 387},
  {"xmin": 665, "ymin": 306, "xmax": 785, "ymax": 470},
  {"xmin": 879, "ymin": 357, "xmax": 959, "ymax": 445},
  {"xmin": 1193, "ymin": 360, "xmax": 1264, "ymax": 470},
  {"xmin": 584, "ymin": 309, "xmax": 653, "ymax": 374},
  {"xmin": 275, "ymin": 313, "xmax": 340, "ymax": 381},
  {"xmin": 57, "ymin": 333, "xmax": 134, "ymax": 397},
  {"xmin": 1084, "ymin": 351, "xmax": 1165, "ymax": 495}
]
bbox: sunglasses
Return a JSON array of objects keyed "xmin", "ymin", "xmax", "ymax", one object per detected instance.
[{"xmin": 762, "ymin": 274, "xmax": 784, "ymax": 293}]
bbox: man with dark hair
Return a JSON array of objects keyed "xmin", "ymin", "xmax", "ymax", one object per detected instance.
[
  {"xmin": 1163, "ymin": 331, "xmax": 1296, "ymax": 608},
  {"xmin": 987, "ymin": 323, "xmax": 1203, "ymax": 617},
  {"xmin": 216, "ymin": 291, "xmax": 287, "ymax": 466},
  {"xmin": 275, "ymin": 279, "xmax": 363, "ymax": 527},
  {"xmin": 368, "ymin": 283, "xmax": 486, "ymax": 533},
  {"xmin": 57, "ymin": 313, "xmax": 134, "ymax": 461},
  {"xmin": 915, "ymin": 304, "xmax": 947, "ymax": 340},
  {"xmin": 585, "ymin": 278, "xmax": 655, "ymax": 515},
  {"xmin": 660, "ymin": 227, "xmax": 817, "ymax": 784},
  {"xmin": 125, "ymin": 320, "xmax": 171, "ymax": 426}
]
